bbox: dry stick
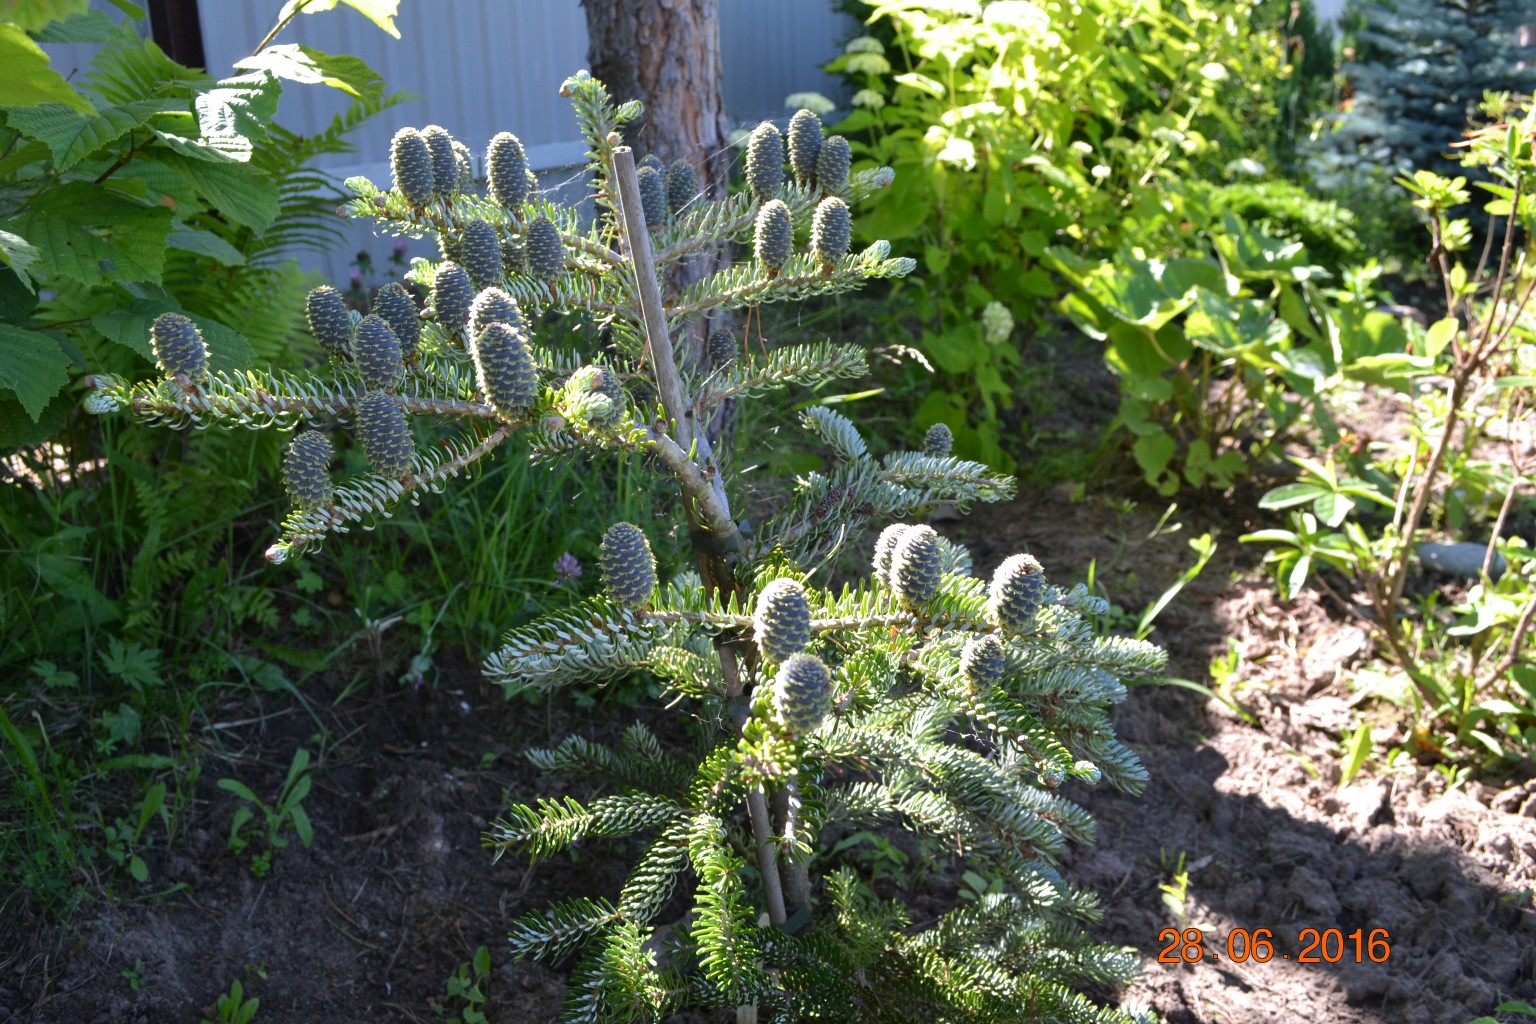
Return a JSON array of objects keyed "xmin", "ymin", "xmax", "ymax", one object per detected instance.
[{"xmin": 611, "ymin": 145, "xmax": 787, "ymax": 932}]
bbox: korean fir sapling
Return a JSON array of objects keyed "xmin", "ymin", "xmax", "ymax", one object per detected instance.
[{"xmin": 84, "ymin": 76, "xmax": 1163, "ymax": 1023}]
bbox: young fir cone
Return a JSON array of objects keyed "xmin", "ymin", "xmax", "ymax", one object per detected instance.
[
  {"xmin": 774, "ymin": 653, "xmax": 832, "ymax": 735},
  {"xmin": 753, "ymin": 199, "xmax": 793, "ymax": 272},
  {"xmin": 811, "ymin": 196, "xmax": 852, "ymax": 270},
  {"xmin": 437, "ymin": 230, "xmax": 465, "ymax": 266},
  {"xmin": 665, "ymin": 158, "xmax": 698, "ymax": 214},
  {"xmin": 815, "ymin": 134, "xmax": 851, "ymax": 194},
  {"xmin": 787, "ymin": 108, "xmax": 823, "ymax": 184},
  {"xmin": 353, "ymin": 314, "xmax": 406, "ymax": 392},
  {"xmin": 468, "ymin": 287, "xmax": 525, "ymax": 336},
  {"xmin": 486, "ymin": 132, "xmax": 530, "ymax": 211},
  {"xmin": 987, "ymin": 553, "xmax": 1047, "ymax": 633},
  {"xmin": 872, "ymin": 523, "xmax": 911, "ymax": 584},
  {"xmin": 745, "ymin": 121, "xmax": 785, "ymax": 202},
  {"xmin": 283, "ymin": 430, "xmax": 333, "ymax": 510},
  {"xmin": 637, "ymin": 165, "xmax": 668, "ymax": 228},
  {"xmin": 421, "ymin": 125, "xmax": 458, "ymax": 202},
  {"xmin": 501, "ymin": 238, "xmax": 528, "ymax": 276},
  {"xmin": 390, "ymin": 127, "xmax": 436, "ymax": 207},
  {"xmin": 891, "ymin": 524, "xmax": 944, "ymax": 608},
  {"xmin": 524, "ymin": 216, "xmax": 564, "ymax": 281},
  {"xmin": 371, "ymin": 282, "xmax": 421, "ymax": 360},
  {"xmin": 451, "ymin": 139, "xmax": 475, "ymax": 193},
  {"xmin": 473, "ymin": 321, "xmax": 538, "ymax": 419},
  {"xmin": 599, "ymin": 522, "xmax": 656, "ymax": 610},
  {"xmin": 754, "ymin": 578, "xmax": 812, "ymax": 663},
  {"xmin": 305, "ymin": 285, "xmax": 353, "ymax": 360},
  {"xmin": 638, "ymin": 153, "xmax": 663, "ymax": 173},
  {"xmin": 960, "ymin": 634, "xmax": 1005, "ymax": 694},
  {"xmin": 707, "ymin": 330, "xmax": 736, "ymax": 369},
  {"xmin": 354, "ymin": 390, "xmax": 414, "ymax": 478},
  {"xmin": 149, "ymin": 312, "xmax": 209, "ymax": 385},
  {"xmin": 458, "ymin": 220, "xmax": 505, "ymax": 291},
  {"xmin": 923, "ymin": 422, "xmax": 954, "ymax": 457},
  {"xmin": 432, "ymin": 261, "xmax": 476, "ymax": 334}
]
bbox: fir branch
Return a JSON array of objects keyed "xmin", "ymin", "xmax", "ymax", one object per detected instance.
[
  {"xmin": 507, "ymin": 897, "xmax": 621, "ymax": 963},
  {"xmin": 487, "ymin": 792, "xmax": 681, "ymax": 862},
  {"xmin": 666, "ymin": 247, "xmax": 916, "ymax": 333},
  {"xmin": 694, "ymin": 341, "xmax": 868, "ymax": 410}
]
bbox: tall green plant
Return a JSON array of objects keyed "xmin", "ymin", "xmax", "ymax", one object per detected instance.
[
  {"xmin": 87, "ymin": 73, "xmax": 1163, "ymax": 1021},
  {"xmin": 826, "ymin": 0, "xmax": 1287, "ymax": 465}
]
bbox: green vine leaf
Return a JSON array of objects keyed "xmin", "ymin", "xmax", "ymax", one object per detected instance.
[{"xmin": 0, "ymin": 323, "xmax": 71, "ymax": 421}]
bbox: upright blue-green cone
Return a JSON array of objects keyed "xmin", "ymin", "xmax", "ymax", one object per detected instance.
[
  {"xmin": 599, "ymin": 522, "xmax": 656, "ymax": 610},
  {"xmin": 774, "ymin": 653, "xmax": 832, "ymax": 735},
  {"xmin": 525, "ymin": 217, "xmax": 564, "ymax": 281},
  {"xmin": 815, "ymin": 134, "xmax": 851, "ymax": 194},
  {"xmin": 422, "ymin": 125, "xmax": 458, "ymax": 202},
  {"xmin": 354, "ymin": 314, "xmax": 406, "ymax": 392},
  {"xmin": 811, "ymin": 196, "xmax": 851, "ymax": 269},
  {"xmin": 872, "ymin": 523, "xmax": 911, "ymax": 584},
  {"xmin": 354, "ymin": 390, "xmax": 414, "ymax": 478},
  {"xmin": 787, "ymin": 108, "xmax": 823, "ymax": 184},
  {"xmin": 305, "ymin": 285, "xmax": 353, "ymax": 359},
  {"xmin": 452, "ymin": 139, "xmax": 475, "ymax": 193},
  {"xmin": 458, "ymin": 220, "xmax": 504, "ymax": 291},
  {"xmin": 960, "ymin": 634, "xmax": 1005, "ymax": 693},
  {"xmin": 468, "ymin": 287, "xmax": 525, "ymax": 336},
  {"xmin": 923, "ymin": 422, "xmax": 953, "ymax": 457},
  {"xmin": 283, "ymin": 430, "xmax": 333, "ymax": 509},
  {"xmin": 708, "ymin": 330, "xmax": 736, "ymax": 368},
  {"xmin": 473, "ymin": 321, "xmax": 538, "ymax": 419},
  {"xmin": 432, "ymin": 261, "xmax": 476, "ymax": 334},
  {"xmin": 637, "ymin": 165, "xmax": 668, "ymax": 228},
  {"xmin": 371, "ymin": 282, "xmax": 421, "ymax": 360},
  {"xmin": 487, "ymin": 132, "xmax": 530, "ymax": 211},
  {"xmin": 987, "ymin": 553, "xmax": 1048, "ymax": 633},
  {"xmin": 745, "ymin": 121, "xmax": 784, "ymax": 202},
  {"xmin": 390, "ymin": 127, "xmax": 436, "ymax": 207},
  {"xmin": 753, "ymin": 199, "xmax": 793, "ymax": 271},
  {"xmin": 753, "ymin": 578, "xmax": 812, "ymax": 663},
  {"xmin": 149, "ymin": 312, "xmax": 209, "ymax": 385},
  {"xmin": 665, "ymin": 158, "xmax": 699, "ymax": 214},
  {"xmin": 638, "ymin": 154, "xmax": 663, "ymax": 173},
  {"xmin": 891, "ymin": 524, "xmax": 944, "ymax": 608}
]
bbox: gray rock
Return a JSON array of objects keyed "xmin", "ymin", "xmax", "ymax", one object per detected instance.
[{"xmin": 1416, "ymin": 541, "xmax": 1505, "ymax": 580}]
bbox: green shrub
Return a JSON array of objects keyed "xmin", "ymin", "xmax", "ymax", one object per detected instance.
[
  {"xmin": 826, "ymin": 0, "xmax": 1289, "ymax": 465},
  {"xmin": 1199, "ymin": 179, "xmax": 1362, "ymax": 271},
  {"xmin": 87, "ymin": 71, "xmax": 1164, "ymax": 1022}
]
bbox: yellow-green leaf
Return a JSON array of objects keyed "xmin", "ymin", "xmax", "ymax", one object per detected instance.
[
  {"xmin": 235, "ymin": 43, "xmax": 382, "ymax": 101},
  {"xmin": 1424, "ymin": 317, "xmax": 1458, "ymax": 359},
  {"xmin": 281, "ymin": 0, "xmax": 399, "ymax": 39},
  {"xmin": 0, "ymin": 0, "xmax": 88, "ymax": 33},
  {"xmin": 0, "ymin": 23, "xmax": 92, "ymax": 112}
]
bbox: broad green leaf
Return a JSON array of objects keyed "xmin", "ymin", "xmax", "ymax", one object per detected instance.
[
  {"xmin": 0, "ymin": 23, "xmax": 92, "ymax": 112},
  {"xmin": 1313, "ymin": 490, "xmax": 1354, "ymax": 529},
  {"xmin": 165, "ymin": 155, "xmax": 279, "ymax": 231},
  {"xmin": 1132, "ymin": 432, "xmax": 1176, "ymax": 493},
  {"xmin": 0, "ymin": 322, "xmax": 71, "ymax": 420},
  {"xmin": 92, "ymin": 299, "xmax": 253, "ymax": 371},
  {"xmin": 1285, "ymin": 551, "xmax": 1312, "ymax": 598},
  {"xmin": 0, "ymin": 229, "xmax": 40, "ymax": 291},
  {"xmin": 284, "ymin": 0, "xmax": 400, "ymax": 39},
  {"xmin": 1339, "ymin": 724, "xmax": 1371, "ymax": 787},
  {"xmin": 33, "ymin": 7, "xmax": 121, "ymax": 41},
  {"xmin": 166, "ymin": 225, "xmax": 246, "ymax": 265},
  {"xmin": 1259, "ymin": 483, "xmax": 1326, "ymax": 510},
  {"xmin": 186, "ymin": 73, "xmax": 280, "ymax": 161},
  {"xmin": 1424, "ymin": 317, "xmax": 1457, "ymax": 359},
  {"xmin": 4, "ymin": 99, "xmax": 166, "ymax": 171},
  {"xmin": 236, "ymin": 43, "xmax": 382, "ymax": 101},
  {"xmin": 0, "ymin": 0, "xmax": 88, "ymax": 32},
  {"xmin": 5, "ymin": 180, "xmax": 173, "ymax": 286}
]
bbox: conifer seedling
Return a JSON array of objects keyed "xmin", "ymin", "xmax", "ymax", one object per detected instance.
[{"xmin": 87, "ymin": 72, "xmax": 1161, "ymax": 1023}]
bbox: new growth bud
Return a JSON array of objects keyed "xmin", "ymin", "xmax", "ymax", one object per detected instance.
[
  {"xmin": 774, "ymin": 653, "xmax": 831, "ymax": 735},
  {"xmin": 746, "ymin": 121, "xmax": 785, "ymax": 202},
  {"xmin": 754, "ymin": 577, "xmax": 812, "ymax": 663},
  {"xmin": 283, "ymin": 430, "xmax": 333, "ymax": 509},
  {"xmin": 390, "ymin": 127, "xmax": 436, "ymax": 207},
  {"xmin": 149, "ymin": 312, "xmax": 209, "ymax": 385},
  {"xmin": 305, "ymin": 285, "xmax": 352, "ymax": 359},
  {"xmin": 987, "ymin": 553, "xmax": 1048, "ymax": 633},
  {"xmin": 354, "ymin": 390, "xmax": 414, "ymax": 478},
  {"xmin": 600, "ymin": 522, "xmax": 656, "ymax": 610}
]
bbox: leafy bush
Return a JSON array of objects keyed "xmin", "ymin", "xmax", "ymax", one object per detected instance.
[
  {"xmin": 86, "ymin": 72, "xmax": 1165, "ymax": 1021},
  {"xmin": 1246, "ymin": 96, "xmax": 1536, "ymax": 766},
  {"xmin": 1199, "ymin": 179, "xmax": 1362, "ymax": 271},
  {"xmin": 826, "ymin": 0, "xmax": 1288, "ymax": 465}
]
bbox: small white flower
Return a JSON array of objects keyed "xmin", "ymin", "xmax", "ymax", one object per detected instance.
[
  {"xmin": 1091, "ymin": 164, "xmax": 1111, "ymax": 180},
  {"xmin": 1070, "ymin": 140, "xmax": 1094, "ymax": 156},
  {"xmin": 844, "ymin": 53, "xmax": 891, "ymax": 76},
  {"xmin": 844, "ymin": 36, "xmax": 885, "ymax": 55},
  {"xmin": 981, "ymin": 301, "xmax": 1014, "ymax": 345},
  {"xmin": 851, "ymin": 88, "xmax": 886, "ymax": 111},
  {"xmin": 784, "ymin": 91, "xmax": 835, "ymax": 116}
]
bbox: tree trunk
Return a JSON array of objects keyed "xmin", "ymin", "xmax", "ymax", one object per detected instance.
[{"xmin": 582, "ymin": 0, "xmax": 734, "ymax": 377}]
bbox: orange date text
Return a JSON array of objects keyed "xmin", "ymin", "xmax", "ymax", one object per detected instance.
[{"xmin": 1157, "ymin": 927, "xmax": 1392, "ymax": 965}]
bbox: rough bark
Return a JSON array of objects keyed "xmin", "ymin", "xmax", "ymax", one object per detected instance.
[{"xmin": 583, "ymin": 0, "xmax": 734, "ymax": 381}]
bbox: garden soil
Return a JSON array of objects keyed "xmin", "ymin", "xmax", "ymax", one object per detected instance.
[{"xmin": 4, "ymin": 490, "xmax": 1535, "ymax": 1024}]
